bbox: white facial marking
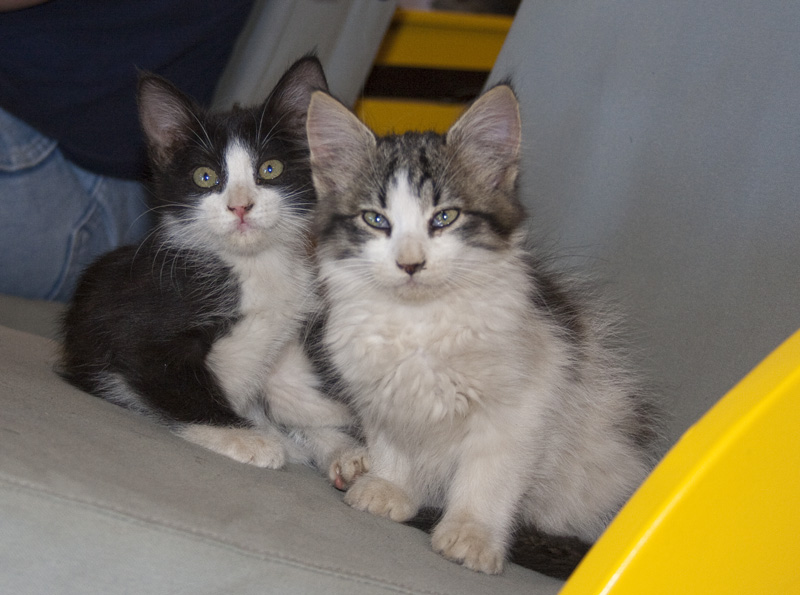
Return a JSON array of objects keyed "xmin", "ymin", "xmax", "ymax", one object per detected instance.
[
  {"xmin": 387, "ymin": 176, "xmax": 428, "ymax": 272},
  {"xmin": 191, "ymin": 141, "xmax": 287, "ymax": 256},
  {"xmin": 225, "ymin": 142, "xmax": 257, "ymax": 224}
]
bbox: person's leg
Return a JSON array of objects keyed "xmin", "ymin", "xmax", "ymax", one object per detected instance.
[
  {"xmin": 50, "ymin": 165, "xmax": 152, "ymax": 302},
  {"xmin": 0, "ymin": 107, "xmax": 152, "ymax": 302}
]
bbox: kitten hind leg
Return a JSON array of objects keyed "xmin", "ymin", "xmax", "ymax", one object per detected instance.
[
  {"xmin": 262, "ymin": 340, "xmax": 359, "ymax": 472},
  {"xmin": 176, "ymin": 423, "xmax": 287, "ymax": 469},
  {"xmin": 287, "ymin": 426, "xmax": 363, "ymax": 473},
  {"xmin": 264, "ymin": 341, "xmax": 353, "ymax": 427}
]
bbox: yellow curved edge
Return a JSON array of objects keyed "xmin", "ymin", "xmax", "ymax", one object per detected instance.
[{"xmin": 561, "ymin": 328, "xmax": 800, "ymax": 594}]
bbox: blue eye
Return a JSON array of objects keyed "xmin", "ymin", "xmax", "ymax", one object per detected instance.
[
  {"xmin": 431, "ymin": 208, "xmax": 460, "ymax": 228},
  {"xmin": 363, "ymin": 210, "xmax": 391, "ymax": 230}
]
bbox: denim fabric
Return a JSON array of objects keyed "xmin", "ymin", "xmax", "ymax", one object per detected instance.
[{"xmin": 0, "ymin": 107, "xmax": 153, "ymax": 302}]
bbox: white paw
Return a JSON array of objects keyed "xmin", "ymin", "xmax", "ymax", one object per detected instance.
[
  {"xmin": 178, "ymin": 425, "xmax": 286, "ymax": 469},
  {"xmin": 222, "ymin": 432, "xmax": 286, "ymax": 468},
  {"xmin": 329, "ymin": 446, "xmax": 370, "ymax": 490},
  {"xmin": 344, "ymin": 475, "xmax": 416, "ymax": 522},
  {"xmin": 432, "ymin": 518, "xmax": 505, "ymax": 574}
]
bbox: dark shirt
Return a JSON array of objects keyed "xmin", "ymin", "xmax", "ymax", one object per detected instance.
[{"xmin": 0, "ymin": 0, "xmax": 254, "ymax": 179}]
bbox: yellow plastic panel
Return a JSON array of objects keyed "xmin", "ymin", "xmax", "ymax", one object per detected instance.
[
  {"xmin": 355, "ymin": 97, "xmax": 464, "ymax": 135},
  {"xmin": 373, "ymin": 9, "xmax": 513, "ymax": 71},
  {"xmin": 561, "ymin": 329, "xmax": 800, "ymax": 594}
]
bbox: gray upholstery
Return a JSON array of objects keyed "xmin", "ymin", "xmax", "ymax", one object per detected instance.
[
  {"xmin": 0, "ymin": 299, "xmax": 560, "ymax": 594},
  {"xmin": 490, "ymin": 0, "xmax": 800, "ymax": 444},
  {"xmin": 3, "ymin": 0, "xmax": 800, "ymax": 592}
]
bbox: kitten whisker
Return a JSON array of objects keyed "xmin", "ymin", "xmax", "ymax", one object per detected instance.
[
  {"xmin": 258, "ymin": 110, "xmax": 289, "ymax": 150},
  {"xmin": 185, "ymin": 109, "xmax": 214, "ymax": 153}
]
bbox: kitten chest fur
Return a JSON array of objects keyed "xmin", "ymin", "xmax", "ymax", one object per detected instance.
[
  {"xmin": 208, "ymin": 249, "xmax": 314, "ymax": 420},
  {"xmin": 323, "ymin": 251, "xmax": 565, "ymax": 451}
]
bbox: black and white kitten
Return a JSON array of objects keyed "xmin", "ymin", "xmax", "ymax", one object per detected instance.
[
  {"xmin": 60, "ymin": 57, "xmax": 355, "ymax": 471},
  {"xmin": 306, "ymin": 86, "xmax": 661, "ymax": 575}
]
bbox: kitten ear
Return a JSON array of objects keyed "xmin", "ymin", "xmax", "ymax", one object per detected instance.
[
  {"xmin": 306, "ymin": 91, "xmax": 376, "ymax": 198},
  {"xmin": 266, "ymin": 56, "xmax": 329, "ymax": 133},
  {"xmin": 138, "ymin": 73, "xmax": 200, "ymax": 166},
  {"xmin": 446, "ymin": 84, "xmax": 522, "ymax": 192}
]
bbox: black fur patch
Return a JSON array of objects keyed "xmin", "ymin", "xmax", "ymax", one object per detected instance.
[
  {"xmin": 60, "ymin": 241, "xmax": 245, "ymax": 425},
  {"xmin": 525, "ymin": 257, "xmax": 585, "ymax": 342},
  {"xmin": 321, "ymin": 213, "xmax": 375, "ymax": 259}
]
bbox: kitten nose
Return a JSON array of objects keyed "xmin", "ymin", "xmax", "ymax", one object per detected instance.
[
  {"xmin": 397, "ymin": 261, "xmax": 425, "ymax": 276},
  {"xmin": 228, "ymin": 204, "xmax": 253, "ymax": 221}
]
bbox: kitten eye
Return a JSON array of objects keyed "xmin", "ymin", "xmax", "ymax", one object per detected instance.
[
  {"xmin": 192, "ymin": 167, "xmax": 219, "ymax": 188},
  {"xmin": 259, "ymin": 159, "xmax": 284, "ymax": 180},
  {"xmin": 430, "ymin": 208, "xmax": 460, "ymax": 228},
  {"xmin": 362, "ymin": 210, "xmax": 391, "ymax": 231}
]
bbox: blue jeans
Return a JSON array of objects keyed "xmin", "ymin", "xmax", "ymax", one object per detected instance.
[{"xmin": 0, "ymin": 107, "xmax": 152, "ymax": 302}]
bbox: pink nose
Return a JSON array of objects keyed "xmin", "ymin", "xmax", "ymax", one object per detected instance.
[{"xmin": 228, "ymin": 204, "xmax": 253, "ymax": 221}]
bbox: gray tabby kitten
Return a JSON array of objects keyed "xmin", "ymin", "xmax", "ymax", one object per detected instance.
[{"xmin": 305, "ymin": 85, "xmax": 660, "ymax": 574}]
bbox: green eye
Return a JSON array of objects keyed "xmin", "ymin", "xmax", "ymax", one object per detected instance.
[
  {"xmin": 362, "ymin": 210, "xmax": 391, "ymax": 230},
  {"xmin": 431, "ymin": 208, "xmax": 460, "ymax": 228},
  {"xmin": 192, "ymin": 166, "xmax": 219, "ymax": 188},
  {"xmin": 259, "ymin": 159, "xmax": 284, "ymax": 180}
]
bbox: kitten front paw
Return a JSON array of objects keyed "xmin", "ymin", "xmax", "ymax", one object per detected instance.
[
  {"xmin": 344, "ymin": 475, "xmax": 416, "ymax": 522},
  {"xmin": 329, "ymin": 446, "xmax": 370, "ymax": 491},
  {"xmin": 178, "ymin": 425, "xmax": 286, "ymax": 469},
  {"xmin": 432, "ymin": 518, "xmax": 505, "ymax": 574},
  {"xmin": 226, "ymin": 433, "xmax": 286, "ymax": 469}
]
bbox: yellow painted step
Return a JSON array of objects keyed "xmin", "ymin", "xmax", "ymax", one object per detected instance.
[
  {"xmin": 356, "ymin": 9, "xmax": 513, "ymax": 134},
  {"xmin": 374, "ymin": 9, "xmax": 512, "ymax": 71},
  {"xmin": 355, "ymin": 97, "xmax": 464, "ymax": 135}
]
